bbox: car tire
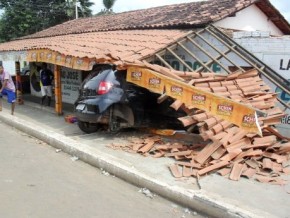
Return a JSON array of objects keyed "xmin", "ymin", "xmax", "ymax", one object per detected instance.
[{"xmin": 78, "ymin": 121, "xmax": 99, "ymax": 133}]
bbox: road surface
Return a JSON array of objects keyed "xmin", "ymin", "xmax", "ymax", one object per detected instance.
[{"xmin": 0, "ymin": 121, "xmax": 204, "ymax": 218}]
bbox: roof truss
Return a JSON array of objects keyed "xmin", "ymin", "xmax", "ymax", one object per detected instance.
[{"xmin": 145, "ymin": 25, "xmax": 290, "ymax": 109}]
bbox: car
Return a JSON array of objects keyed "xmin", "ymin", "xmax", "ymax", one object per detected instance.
[{"xmin": 74, "ymin": 64, "xmax": 186, "ymax": 133}]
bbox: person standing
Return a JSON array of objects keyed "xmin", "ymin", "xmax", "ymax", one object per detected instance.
[
  {"xmin": 40, "ymin": 63, "xmax": 54, "ymax": 106},
  {"xmin": 0, "ymin": 66, "xmax": 16, "ymax": 115}
]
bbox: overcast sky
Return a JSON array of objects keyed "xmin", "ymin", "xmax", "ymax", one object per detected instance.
[{"xmin": 91, "ymin": 0, "xmax": 290, "ymax": 22}]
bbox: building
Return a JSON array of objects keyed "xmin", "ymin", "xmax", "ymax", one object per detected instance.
[{"xmin": 0, "ymin": 0, "xmax": 289, "ymax": 133}]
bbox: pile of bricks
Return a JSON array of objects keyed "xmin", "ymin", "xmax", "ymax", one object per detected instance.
[{"xmin": 109, "ymin": 67, "xmax": 290, "ymax": 184}]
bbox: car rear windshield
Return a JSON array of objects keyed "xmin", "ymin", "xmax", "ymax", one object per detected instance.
[{"xmin": 82, "ymin": 69, "xmax": 116, "ymax": 91}]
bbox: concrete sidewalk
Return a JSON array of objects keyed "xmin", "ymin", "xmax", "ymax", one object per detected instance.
[{"xmin": 0, "ymin": 98, "xmax": 289, "ymax": 218}]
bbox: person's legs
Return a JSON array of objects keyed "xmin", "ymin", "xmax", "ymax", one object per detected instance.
[
  {"xmin": 47, "ymin": 97, "xmax": 51, "ymax": 106},
  {"xmin": 0, "ymin": 95, "xmax": 2, "ymax": 111},
  {"xmin": 11, "ymin": 102, "xmax": 15, "ymax": 115},
  {"xmin": 40, "ymin": 85, "xmax": 46, "ymax": 105},
  {"xmin": 0, "ymin": 90, "xmax": 7, "ymax": 112},
  {"xmin": 41, "ymin": 96, "xmax": 46, "ymax": 105},
  {"xmin": 47, "ymin": 86, "xmax": 52, "ymax": 106},
  {"xmin": 6, "ymin": 89, "xmax": 16, "ymax": 115}
]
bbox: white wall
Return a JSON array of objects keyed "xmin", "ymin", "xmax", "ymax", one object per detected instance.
[
  {"xmin": 234, "ymin": 34, "xmax": 290, "ymax": 135},
  {"xmin": 2, "ymin": 61, "xmax": 16, "ymax": 75},
  {"xmin": 1, "ymin": 61, "xmax": 27, "ymax": 75},
  {"xmin": 214, "ymin": 5, "xmax": 283, "ymax": 36},
  {"xmin": 234, "ymin": 34, "xmax": 290, "ymax": 80}
]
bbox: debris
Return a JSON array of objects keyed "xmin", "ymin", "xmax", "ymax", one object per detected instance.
[
  {"xmin": 138, "ymin": 188, "xmax": 154, "ymax": 198},
  {"xmin": 184, "ymin": 208, "xmax": 191, "ymax": 214},
  {"xmin": 71, "ymin": 156, "xmax": 79, "ymax": 161},
  {"xmin": 101, "ymin": 169, "xmax": 110, "ymax": 176},
  {"xmin": 106, "ymin": 69, "xmax": 290, "ymax": 185},
  {"xmin": 65, "ymin": 115, "xmax": 77, "ymax": 123},
  {"xmin": 55, "ymin": 149, "xmax": 62, "ymax": 153}
]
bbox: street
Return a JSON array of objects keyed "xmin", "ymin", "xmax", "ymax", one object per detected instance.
[{"xmin": 0, "ymin": 121, "xmax": 204, "ymax": 218}]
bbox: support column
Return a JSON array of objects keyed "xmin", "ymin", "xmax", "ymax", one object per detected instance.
[
  {"xmin": 15, "ymin": 61, "xmax": 24, "ymax": 105},
  {"xmin": 54, "ymin": 65, "xmax": 62, "ymax": 115}
]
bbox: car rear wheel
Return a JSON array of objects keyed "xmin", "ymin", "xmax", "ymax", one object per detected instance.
[{"xmin": 78, "ymin": 121, "xmax": 99, "ymax": 133}]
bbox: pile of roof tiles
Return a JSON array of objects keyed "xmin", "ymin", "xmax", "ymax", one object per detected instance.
[{"xmin": 109, "ymin": 67, "xmax": 290, "ymax": 184}]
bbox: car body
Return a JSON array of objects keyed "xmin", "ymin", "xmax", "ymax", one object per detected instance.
[{"xmin": 74, "ymin": 64, "xmax": 185, "ymax": 133}]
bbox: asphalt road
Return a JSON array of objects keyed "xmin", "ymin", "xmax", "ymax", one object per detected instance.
[{"xmin": 0, "ymin": 121, "xmax": 204, "ymax": 218}]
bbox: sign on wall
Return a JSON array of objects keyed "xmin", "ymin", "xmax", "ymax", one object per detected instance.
[
  {"xmin": 127, "ymin": 66, "xmax": 262, "ymax": 135},
  {"xmin": 61, "ymin": 67, "xmax": 82, "ymax": 104}
]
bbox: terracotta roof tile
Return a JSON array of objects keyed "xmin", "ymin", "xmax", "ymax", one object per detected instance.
[
  {"xmin": 229, "ymin": 163, "xmax": 245, "ymax": 181},
  {"xmin": 0, "ymin": 30, "xmax": 187, "ymax": 61},
  {"xmin": 13, "ymin": 0, "xmax": 289, "ymax": 40}
]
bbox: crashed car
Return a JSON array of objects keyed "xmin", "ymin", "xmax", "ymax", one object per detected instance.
[{"xmin": 74, "ymin": 64, "xmax": 185, "ymax": 133}]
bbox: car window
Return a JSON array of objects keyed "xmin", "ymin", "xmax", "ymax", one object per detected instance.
[{"xmin": 83, "ymin": 69, "xmax": 113, "ymax": 90}]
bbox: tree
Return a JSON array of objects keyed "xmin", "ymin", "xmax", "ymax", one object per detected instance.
[
  {"xmin": 103, "ymin": 0, "xmax": 116, "ymax": 11},
  {"xmin": 0, "ymin": 0, "xmax": 94, "ymax": 42},
  {"xmin": 96, "ymin": 0, "xmax": 117, "ymax": 15}
]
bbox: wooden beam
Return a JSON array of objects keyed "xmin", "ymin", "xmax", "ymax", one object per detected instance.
[
  {"xmin": 194, "ymin": 31, "xmax": 245, "ymax": 72},
  {"xmin": 206, "ymin": 26, "xmax": 290, "ymax": 96},
  {"xmin": 155, "ymin": 54, "xmax": 174, "ymax": 69},
  {"xmin": 166, "ymin": 47, "xmax": 195, "ymax": 72},
  {"xmin": 15, "ymin": 61, "xmax": 24, "ymax": 105},
  {"xmin": 185, "ymin": 37, "xmax": 232, "ymax": 74},
  {"xmin": 176, "ymin": 42, "xmax": 213, "ymax": 72},
  {"xmin": 54, "ymin": 65, "xmax": 63, "ymax": 115}
]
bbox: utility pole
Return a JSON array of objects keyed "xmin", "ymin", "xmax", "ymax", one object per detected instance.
[{"xmin": 75, "ymin": 0, "xmax": 78, "ymax": 19}]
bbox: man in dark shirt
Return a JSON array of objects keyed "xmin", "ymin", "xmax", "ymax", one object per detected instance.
[{"xmin": 40, "ymin": 63, "xmax": 54, "ymax": 106}]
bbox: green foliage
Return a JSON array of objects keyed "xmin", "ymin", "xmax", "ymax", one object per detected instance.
[
  {"xmin": 95, "ymin": 0, "xmax": 116, "ymax": 16},
  {"xmin": 0, "ymin": 0, "xmax": 94, "ymax": 42},
  {"xmin": 103, "ymin": 0, "xmax": 116, "ymax": 10}
]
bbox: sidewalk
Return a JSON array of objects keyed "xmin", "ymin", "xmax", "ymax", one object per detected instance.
[{"xmin": 0, "ymin": 97, "xmax": 289, "ymax": 218}]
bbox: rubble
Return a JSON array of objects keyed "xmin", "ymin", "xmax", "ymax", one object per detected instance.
[
  {"xmin": 138, "ymin": 188, "xmax": 154, "ymax": 198},
  {"xmin": 70, "ymin": 156, "xmax": 79, "ymax": 161},
  {"xmin": 107, "ymin": 69, "xmax": 290, "ymax": 184}
]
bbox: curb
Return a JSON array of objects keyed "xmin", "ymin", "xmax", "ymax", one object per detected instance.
[{"xmin": 0, "ymin": 112, "xmax": 272, "ymax": 218}]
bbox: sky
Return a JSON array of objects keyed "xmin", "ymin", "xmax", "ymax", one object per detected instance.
[{"xmin": 91, "ymin": 0, "xmax": 290, "ymax": 22}]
